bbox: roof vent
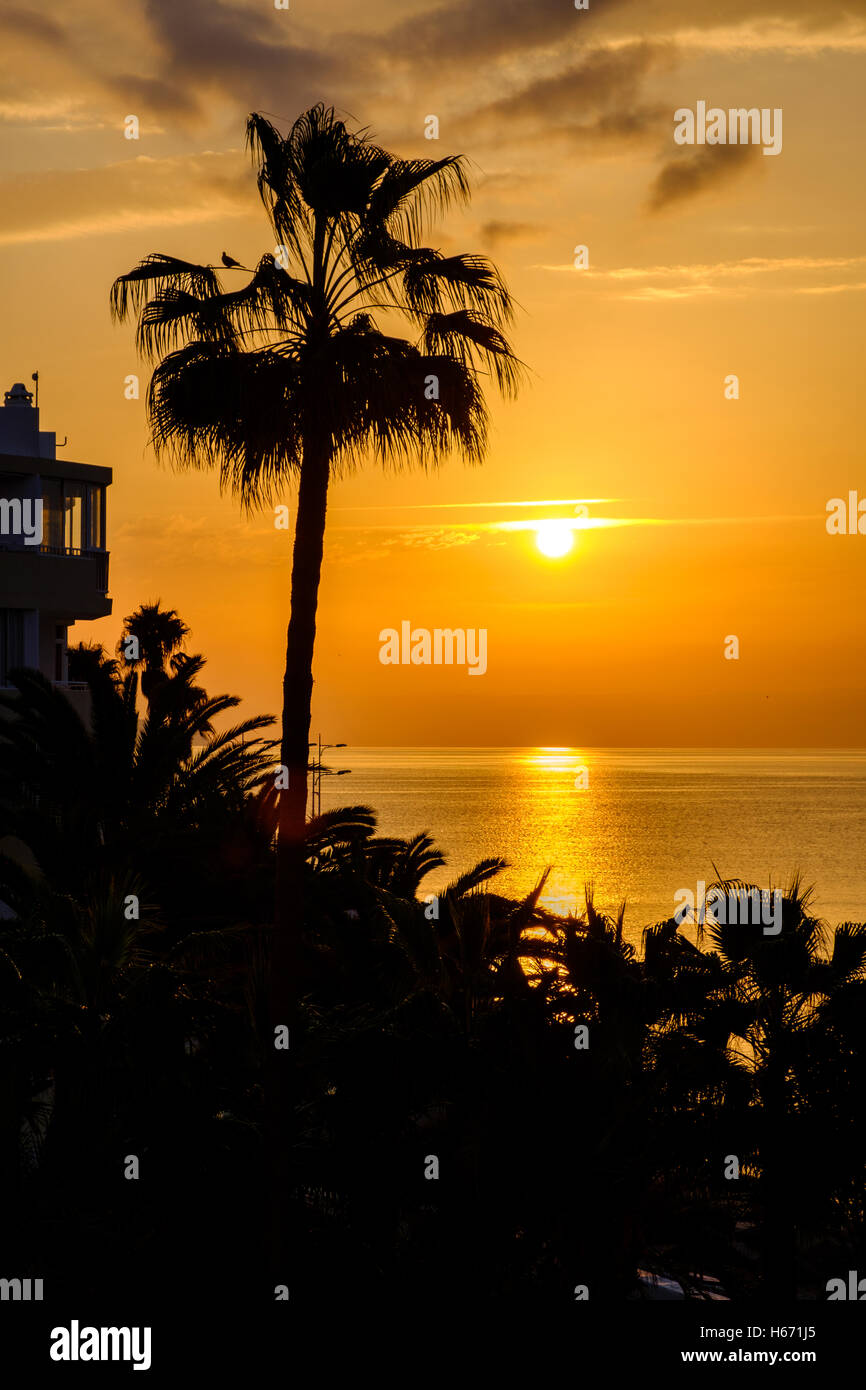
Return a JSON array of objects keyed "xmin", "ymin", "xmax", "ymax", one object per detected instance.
[{"xmin": 4, "ymin": 382, "xmax": 33, "ymax": 408}]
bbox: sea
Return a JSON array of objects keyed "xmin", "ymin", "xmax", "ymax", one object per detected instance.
[{"xmin": 319, "ymin": 747, "xmax": 866, "ymax": 950}]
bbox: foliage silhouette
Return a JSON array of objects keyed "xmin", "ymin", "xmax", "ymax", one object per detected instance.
[{"xmin": 1, "ymin": 628, "xmax": 865, "ymax": 1306}]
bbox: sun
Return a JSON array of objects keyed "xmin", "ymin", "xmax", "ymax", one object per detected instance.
[{"xmin": 535, "ymin": 519, "xmax": 575, "ymax": 559}]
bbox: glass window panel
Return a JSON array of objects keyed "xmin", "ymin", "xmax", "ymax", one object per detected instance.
[
  {"xmin": 64, "ymin": 482, "xmax": 84, "ymax": 551},
  {"xmin": 41, "ymin": 478, "xmax": 63, "ymax": 550},
  {"xmin": 86, "ymin": 483, "xmax": 104, "ymax": 549}
]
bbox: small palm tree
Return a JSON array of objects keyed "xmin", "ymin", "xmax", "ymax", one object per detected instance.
[
  {"xmin": 0, "ymin": 646, "xmax": 275, "ymax": 899},
  {"xmin": 109, "ymin": 104, "xmax": 524, "ymax": 991},
  {"xmin": 120, "ymin": 601, "xmax": 189, "ymax": 708}
]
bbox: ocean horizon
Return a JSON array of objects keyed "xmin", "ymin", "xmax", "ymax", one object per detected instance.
[{"xmin": 319, "ymin": 746, "xmax": 866, "ymax": 946}]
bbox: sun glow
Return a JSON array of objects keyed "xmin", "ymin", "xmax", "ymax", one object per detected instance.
[{"xmin": 534, "ymin": 519, "xmax": 575, "ymax": 558}]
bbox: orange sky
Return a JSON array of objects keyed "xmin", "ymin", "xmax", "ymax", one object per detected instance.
[{"xmin": 2, "ymin": 0, "xmax": 865, "ymax": 744}]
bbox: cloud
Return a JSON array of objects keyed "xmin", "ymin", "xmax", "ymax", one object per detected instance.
[
  {"xmin": 0, "ymin": 0, "xmax": 341, "ymax": 133},
  {"xmin": 606, "ymin": 256, "xmax": 866, "ymax": 280},
  {"xmin": 112, "ymin": 510, "xmax": 286, "ymax": 568},
  {"xmin": 330, "ymin": 497, "xmax": 613, "ymax": 514},
  {"xmin": 140, "ymin": 0, "xmax": 338, "ymax": 118},
  {"xmin": 793, "ymin": 281, "xmax": 866, "ymax": 295},
  {"xmin": 378, "ymin": 0, "xmax": 604, "ymax": 69},
  {"xmin": 335, "ymin": 513, "xmax": 818, "ymax": 548},
  {"xmin": 0, "ymin": 8, "xmax": 71, "ymax": 49},
  {"xmin": 385, "ymin": 528, "xmax": 481, "ymax": 550},
  {"xmin": 647, "ymin": 142, "xmax": 761, "ymax": 211},
  {"xmin": 0, "ymin": 150, "xmax": 252, "ymax": 245},
  {"xmin": 102, "ymin": 73, "xmax": 199, "ymax": 123},
  {"xmin": 534, "ymin": 255, "xmax": 866, "ymax": 300},
  {"xmin": 474, "ymin": 42, "xmax": 666, "ymax": 121},
  {"xmin": 4, "ymin": 0, "xmax": 866, "ymax": 145},
  {"xmin": 478, "ymin": 220, "xmax": 542, "ymax": 250},
  {"xmin": 670, "ymin": 18, "xmax": 866, "ymax": 53},
  {"xmin": 0, "ymin": 4, "xmax": 196, "ymax": 128},
  {"xmin": 465, "ymin": 41, "xmax": 672, "ymax": 153},
  {"xmin": 374, "ymin": 0, "xmax": 866, "ymax": 70}
]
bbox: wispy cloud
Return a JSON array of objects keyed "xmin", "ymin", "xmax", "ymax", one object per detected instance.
[
  {"xmin": 384, "ymin": 528, "xmax": 481, "ymax": 550},
  {"xmin": 668, "ymin": 19, "xmax": 866, "ymax": 54},
  {"xmin": 373, "ymin": 0, "xmax": 866, "ymax": 68},
  {"xmin": 463, "ymin": 41, "xmax": 672, "ymax": 155},
  {"xmin": 330, "ymin": 512, "xmax": 821, "ymax": 546},
  {"xmin": 604, "ymin": 257, "xmax": 866, "ymax": 279},
  {"xmin": 330, "ymin": 497, "xmax": 614, "ymax": 513},
  {"xmin": 793, "ymin": 281, "xmax": 866, "ymax": 295},
  {"xmin": 533, "ymin": 256, "xmax": 866, "ymax": 301},
  {"xmin": 0, "ymin": 150, "xmax": 251, "ymax": 246}
]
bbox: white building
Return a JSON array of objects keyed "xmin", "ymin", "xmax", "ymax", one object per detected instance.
[{"xmin": 0, "ymin": 379, "xmax": 111, "ymax": 696}]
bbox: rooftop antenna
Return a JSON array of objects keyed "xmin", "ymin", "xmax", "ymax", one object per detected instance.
[{"xmin": 31, "ymin": 371, "xmax": 38, "ymax": 411}]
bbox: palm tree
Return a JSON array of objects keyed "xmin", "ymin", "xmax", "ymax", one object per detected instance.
[
  {"xmin": 109, "ymin": 103, "xmax": 524, "ymax": 991},
  {"xmin": 0, "ymin": 645, "xmax": 275, "ymax": 904},
  {"xmin": 119, "ymin": 601, "xmax": 189, "ymax": 708},
  {"xmin": 701, "ymin": 874, "xmax": 866, "ymax": 1297}
]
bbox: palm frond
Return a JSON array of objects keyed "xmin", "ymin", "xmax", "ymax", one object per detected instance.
[
  {"xmin": 110, "ymin": 253, "xmax": 221, "ymax": 322},
  {"xmin": 366, "ymin": 155, "xmax": 472, "ymax": 242},
  {"xmin": 424, "ymin": 309, "xmax": 525, "ymax": 396}
]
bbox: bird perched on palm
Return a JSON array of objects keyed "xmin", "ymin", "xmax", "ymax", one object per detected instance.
[{"xmin": 221, "ymin": 251, "xmax": 242, "ymax": 268}]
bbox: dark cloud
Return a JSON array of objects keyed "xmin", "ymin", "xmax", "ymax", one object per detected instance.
[
  {"xmin": 478, "ymin": 220, "xmax": 541, "ymax": 249},
  {"xmin": 142, "ymin": 0, "xmax": 339, "ymax": 118},
  {"xmin": 103, "ymin": 73, "xmax": 200, "ymax": 122},
  {"xmin": 381, "ymin": 0, "xmax": 604, "ymax": 68},
  {"xmin": 647, "ymin": 143, "xmax": 761, "ymax": 212},
  {"xmin": 473, "ymin": 42, "xmax": 668, "ymax": 125},
  {"xmin": 463, "ymin": 42, "xmax": 671, "ymax": 158},
  {"xmin": 376, "ymin": 0, "xmax": 866, "ymax": 70},
  {"xmin": 0, "ymin": 8, "xmax": 70, "ymax": 49}
]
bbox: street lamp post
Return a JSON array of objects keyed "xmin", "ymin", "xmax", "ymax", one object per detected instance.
[{"xmin": 307, "ymin": 736, "xmax": 348, "ymax": 817}]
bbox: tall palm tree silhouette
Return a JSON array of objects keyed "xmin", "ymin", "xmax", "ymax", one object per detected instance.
[{"xmin": 110, "ymin": 104, "xmax": 523, "ymax": 1006}]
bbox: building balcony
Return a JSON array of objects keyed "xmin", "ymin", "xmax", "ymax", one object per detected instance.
[{"xmin": 0, "ymin": 543, "xmax": 111, "ymax": 619}]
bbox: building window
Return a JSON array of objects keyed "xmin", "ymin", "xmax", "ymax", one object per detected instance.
[
  {"xmin": 63, "ymin": 482, "xmax": 84, "ymax": 551},
  {"xmin": 29, "ymin": 479, "xmax": 106, "ymax": 555},
  {"xmin": 0, "ymin": 609, "xmax": 25, "ymax": 685},
  {"xmin": 41, "ymin": 478, "xmax": 63, "ymax": 550},
  {"xmin": 86, "ymin": 483, "xmax": 104, "ymax": 549}
]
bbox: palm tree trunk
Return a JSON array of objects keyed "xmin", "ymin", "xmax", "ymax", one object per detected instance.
[
  {"xmin": 274, "ymin": 431, "xmax": 330, "ymax": 963},
  {"xmin": 268, "ymin": 423, "xmax": 330, "ymax": 1279}
]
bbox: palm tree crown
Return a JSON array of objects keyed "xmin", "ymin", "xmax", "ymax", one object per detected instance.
[
  {"xmin": 109, "ymin": 103, "xmax": 523, "ymax": 501},
  {"xmin": 120, "ymin": 601, "xmax": 190, "ymax": 706}
]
